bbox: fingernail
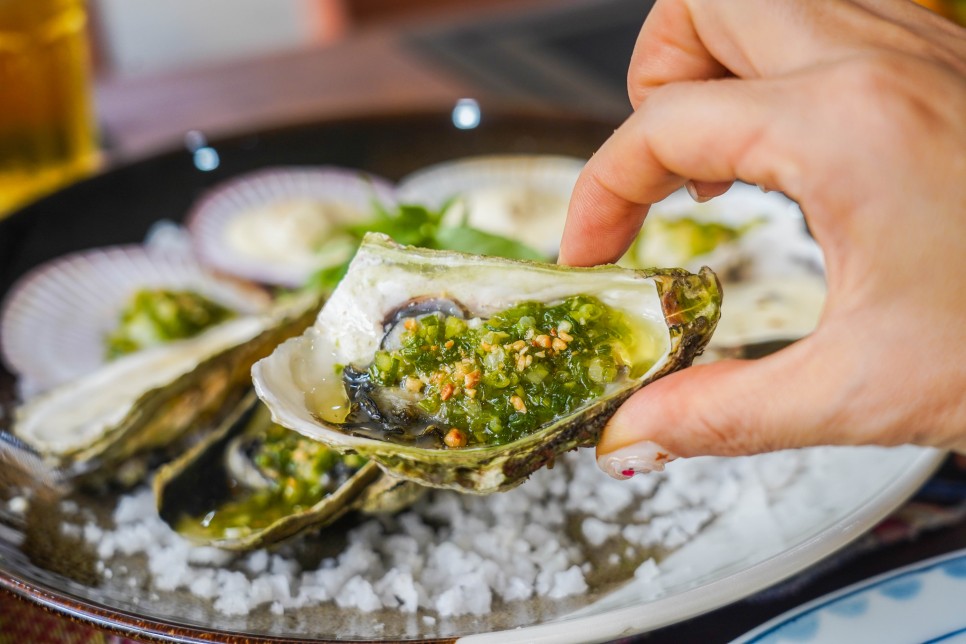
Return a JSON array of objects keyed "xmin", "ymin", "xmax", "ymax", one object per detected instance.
[
  {"xmin": 597, "ymin": 441, "xmax": 678, "ymax": 480},
  {"xmin": 756, "ymin": 182, "xmax": 770, "ymax": 193},
  {"xmin": 685, "ymin": 180, "xmax": 710, "ymax": 203}
]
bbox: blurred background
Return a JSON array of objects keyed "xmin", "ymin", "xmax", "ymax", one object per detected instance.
[
  {"xmin": 1, "ymin": 0, "xmax": 964, "ymax": 215},
  {"xmin": 85, "ymin": 0, "xmax": 647, "ymax": 154},
  {"xmin": 1, "ymin": 2, "xmax": 966, "ymax": 642}
]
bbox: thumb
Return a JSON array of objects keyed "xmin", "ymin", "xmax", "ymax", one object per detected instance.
[{"xmin": 596, "ymin": 334, "xmax": 858, "ymax": 478}]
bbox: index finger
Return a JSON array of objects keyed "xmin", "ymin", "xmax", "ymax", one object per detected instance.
[{"xmin": 559, "ymin": 75, "xmax": 798, "ymax": 267}]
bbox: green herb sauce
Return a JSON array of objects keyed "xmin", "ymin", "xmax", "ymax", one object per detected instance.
[
  {"xmin": 176, "ymin": 423, "xmax": 366, "ymax": 541},
  {"xmin": 367, "ymin": 295, "xmax": 655, "ymax": 447},
  {"xmin": 651, "ymin": 217, "xmax": 750, "ymax": 258},
  {"xmin": 627, "ymin": 216, "xmax": 765, "ymax": 268},
  {"xmin": 106, "ymin": 288, "xmax": 235, "ymax": 359}
]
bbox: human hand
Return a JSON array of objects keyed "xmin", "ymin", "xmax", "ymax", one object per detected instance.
[{"xmin": 556, "ymin": 0, "xmax": 966, "ymax": 476}]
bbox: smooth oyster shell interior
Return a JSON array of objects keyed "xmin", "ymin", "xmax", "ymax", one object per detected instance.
[{"xmin": 253, "ymin": 234, "xmax": 720, "ymax": 493}]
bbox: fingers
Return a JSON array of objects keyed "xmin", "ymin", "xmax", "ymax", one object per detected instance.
[
  {"xmin": 626, "ymin": 0, "xmax": 889, "ymax": 107},
  {"xmin": 686, "ymin": 180, "xmax": 733, "ymax": 203},
  {"xmin": 626, "ymin": 0, "xmax": 965, "ymax": 110},
  {"xmin": 595, "ymin": 335, "xmax": 856, "ymax": 472},
  {"xmin": 556, "ymin": 173, "xmax": 652, "ymax": 267},
  {"xmin": 560, "ymin": 75, "xmax": 806, "ymax": 267},
  {"xmin": 597, "ymin": 301, "xmax": 966, "ymax": 471},
  {"xmin": 849, "ymin": 0, "xmax": 966, "ymax": 66},
  {"xmin": 626, "ymin": 0, "xmax": 729, "ymax": 109},
  {"xmin": 582, "ymin": 0, "xmax": 966, "ymax": 471}
]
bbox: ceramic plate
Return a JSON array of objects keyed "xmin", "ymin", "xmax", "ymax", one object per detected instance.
[
  {"xmin": 0, "ymin": 112, "xmax": 945, "ymax": 643},
  {"xmin": 734, "ymin": 549, "xmax": 966, "ymax": 644}
]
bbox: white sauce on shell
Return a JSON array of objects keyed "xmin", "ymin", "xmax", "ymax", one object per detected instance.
[
  {"xmin": 710, "ymin": 277, "xmax": 826, "ymax": 347},
  {"xmin": 225, "ymin": 200, "xmax": 361, "ymax": 271}
]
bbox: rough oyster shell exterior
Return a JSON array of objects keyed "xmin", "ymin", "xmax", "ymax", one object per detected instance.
[
  {"xmin": 253, "ymin": 234, "xmax": 721, "ymax": 494},
  {"xmin": 153, "ymin": 391, "xmax": 421, "ymax": 551}
]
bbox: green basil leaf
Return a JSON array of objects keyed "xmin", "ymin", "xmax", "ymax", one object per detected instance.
[{"xmin": 433, "ymin": 226, "xmax": 546, "ymax": 261}]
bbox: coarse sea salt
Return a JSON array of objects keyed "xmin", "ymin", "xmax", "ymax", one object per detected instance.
[{"xmin": 61, "ymin": 448, "xmax": 802, "ymax": 619}]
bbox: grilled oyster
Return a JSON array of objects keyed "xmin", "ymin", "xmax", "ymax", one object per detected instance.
[
  {"xmin": 253, "ymin": 234, "xmax": 720, "ymax": 494},
  {"xmin": 12, "ymin": 294, "xmax": 320, "ymax": 487},
  {"xmin": 154, "ymin": 391, "xmax": 423, "ymax": 550},
  {"xmin": 618, "ymin": 183, "xmax": 823, "ymax": 283},
  {"xmin": 0, "ymin": 244, "xmax": 269, "ymax": 397}
]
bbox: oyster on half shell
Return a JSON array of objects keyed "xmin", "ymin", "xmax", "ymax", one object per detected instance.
[
  {"xmin": 253, "ymin": 234, "xmax": 721, "ymax": 494},
  {"xmin": 12, "ymin": 294, "xmax": 321, "ymax": 487},
  {"xmin": 154, "ymin": 391, "xmax": 423, "ymax": 551}
]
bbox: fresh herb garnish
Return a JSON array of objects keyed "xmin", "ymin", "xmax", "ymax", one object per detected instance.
[{"xmin": 305, "ymin": 201, "xmax": 546, "ymax": 293}]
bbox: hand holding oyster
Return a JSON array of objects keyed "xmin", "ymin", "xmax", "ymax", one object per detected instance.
[{"xmin": 253, "ymin": 233, "xmax": 721, "ymax": 494}]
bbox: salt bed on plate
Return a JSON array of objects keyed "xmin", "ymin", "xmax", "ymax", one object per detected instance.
[{"xmin": 50, "ymin": 445, "xmax": 813, "ymax": 631}]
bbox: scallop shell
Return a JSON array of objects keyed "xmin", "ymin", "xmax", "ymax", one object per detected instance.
[
  {"xmin": 396, "ymin": 155, "xmax": 586, "ymax": 257},
  {"xmin": 708, "ymin": 276, "xmax": 827, "ymax": 348},
  {"xmin": 0, "ymin": 245, "xmax": 270, "ymax": 396},
  {"xmin": 186, "ymin": 167, "xmax": 397, "ymax": 287}
]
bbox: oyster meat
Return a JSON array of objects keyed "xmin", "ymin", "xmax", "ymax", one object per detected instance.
[
  {"xmin": 253, "ymin": 234, "xmax": 720, "ymax": 493},
  {"xmin": 155, "ymin": 391, "xmax": 422, "ymax": 551}
]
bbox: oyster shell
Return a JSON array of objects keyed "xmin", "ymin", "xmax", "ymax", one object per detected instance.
[
  {"xmin": 619, "ymin": 183, "xmax": 823, "ymax": 282},
  {"xmin": 697, "ymin": 275, "xmax": 826, "ymax": 364},
  {"xmin": 709, "ymin": 276, "xmax": 825, "ymax": 348},
  {"xmin": 0, "ymin": 244, "xmax": 270, "ymax": 397},
  {"xmin": 186, "ymin": 167, "xmax": 396, "ymax": 287},
  {"xmin": 154, "ymin": 392, "xmax": 422, "ymax": 551},
  {"xmin": 253, "ymin": 234, "xmax": 720, "ymax": 493},
  {"xmin": 12, "ymin": 293, "xmax": 321, "ymax": 486}
]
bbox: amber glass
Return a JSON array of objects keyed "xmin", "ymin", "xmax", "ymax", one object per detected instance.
[{"xmin": 0, "ymin": 0, "xmax": 98, "ymax": 215}]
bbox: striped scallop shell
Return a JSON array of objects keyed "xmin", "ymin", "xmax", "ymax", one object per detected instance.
[
  {"xmin": 0, "ymin": 245, "xmax": 271, "ymax": 397},
  {"xmin": 396, "ymin": 155, "xmax": 586, "ymax": 257},
  {"xmin": 186, "ymin": 167, "xmax": 396, "ymax": 287}
]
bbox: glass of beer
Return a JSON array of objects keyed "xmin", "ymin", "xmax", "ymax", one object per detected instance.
[{"xmin": 0, "ymin": 0, "xmax": 99, "ymax": 216}]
